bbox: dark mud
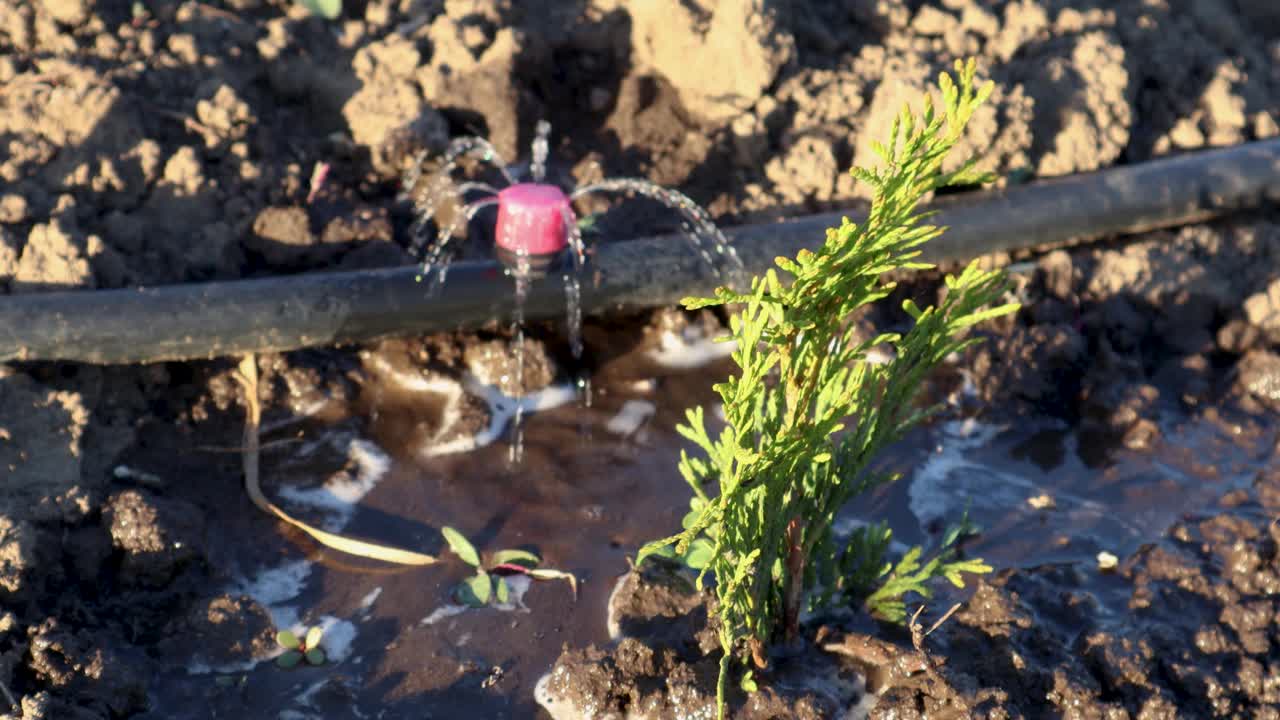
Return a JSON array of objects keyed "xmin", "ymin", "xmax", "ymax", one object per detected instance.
[{"xmin": 3, "ymin": 0, "xmax": 1280, "ymax": 718}]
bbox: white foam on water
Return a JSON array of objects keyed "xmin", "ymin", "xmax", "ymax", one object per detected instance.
[
  {"xmin": 368, "ymin": 350, "xmax": 579, "ymax": 457},
  {"xmin": 419, "ymin": 373, "xmax": 576, "ymax": 457},
  {"xmin": 646, "ymin": 329, "xmax": 737, "ymax": 370},
  {"xmin": 311, "ymin": 615, "xmax": 357, "ymax": 664},
  {"xmin": 420, "ymin": 575, "xmax": 535, "ymax": 627},
  {"xmin": 844, "ymin": 688, "xmax": 877, "ymax": 720},
  {"xmin": 358, "ymin": 586, "xmax": 382, "ymax": 613},
  {"xmin": 420, "ymin": 604, "xmax": 469, "ymax": 626},
  {"xmin": 499, "ymin": 574, "xmax": 534, "ymax": 610},
  {"xmin": 604, "ymin": 573, "xmax": 631, "ymax": 640},
  {"xmin": 606, "ymin": 400, "xmax": 656, "ymax": 436},
  {"xmin": 203, "ymin": 438, "xmax": 391, "ymax": 677},
  {"xmin": 187, "ymin": 562, "xmax": 312, "ymax": 675},
  {"xmin": 907, "ymin": 418, "xmax": 1110, "ymax": 530},
  {"xmin": 277, "ymin": 439, "xmax": 392, "ymax": 532},
  {"xmin": 229, "ymin": 559, "xmax": 313, "ymax": 629},
  {"xmin": 185, "ymin": 657, "xmax": 263, "ymax": 675},
  {"xmin": 294, "ymin": 679, "xmax": 327, "ymax": 708},
  {"xmin": 112, "ymin": 464, "xmax": 164, "ymax": 487}
]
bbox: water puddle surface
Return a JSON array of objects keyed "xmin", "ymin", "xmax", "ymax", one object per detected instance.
[{"xmin": 143, "ymin": 336, "xmax": 1277, "ymax": 719}]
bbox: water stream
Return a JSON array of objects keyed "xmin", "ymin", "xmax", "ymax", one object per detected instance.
[{"xmin": 399, "ymin": 123, "xmax": 747, "ymax": 462}]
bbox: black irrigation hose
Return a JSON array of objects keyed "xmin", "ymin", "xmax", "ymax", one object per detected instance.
[{"xmin": 3, "ymin": 139, "xmax": 1279, "ymax": 365}]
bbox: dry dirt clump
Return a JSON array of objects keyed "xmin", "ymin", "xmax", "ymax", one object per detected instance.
[
  {"xmin": 3, "ymin": 0, "xmax": 1279, "ymax": 289},
  {"xmin": 600, "ymin": 0, "xmax": 794, "ymax": 125}
]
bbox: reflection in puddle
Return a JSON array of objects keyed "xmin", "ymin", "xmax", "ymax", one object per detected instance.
[
  {"xmin": 903, "ymin": 412, "xmax": 1267, "ymax": 569},
  {"xmin": 645, "ymin": 327, "xmax": 737, "ymax": 369},
  {"xmin": 419, "ymin": 374, "xmax": 576, "ymax": 457}
]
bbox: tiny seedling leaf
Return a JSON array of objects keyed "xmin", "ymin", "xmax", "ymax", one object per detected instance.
[
  {"xmin": 491, "ymin": 549, "xmax": 540, "ymax": 569},
  {"xmin": 276, "ymin": 630, "xmax": 300, "ymax": 650},
  {"xmin": 442, "ymin": 526, "xmax": 481, "ymax": 567},
  {"xmin": 304, "ymin": 626, "xmax": 324, "ymax": 650},
  {"xmin": 457, "ymin": 571, "xmax": 492, "ymax": 607},
  {"xmin": 495, "ymin": 576, "xmax": 511, "ymax": 604},
  {"xmin": 681, "ymin": 508, "xmax": 700, "ymax": 530},
  {"xmin": 297, "ymin": 0, "xmax": 341, "ymax": 19},
  {"xmin": 740, "ymin": 670, "xmax": 758, "ymax": 693},
  {"xmin": 276, "ymin": 650, "xmax": 303, "ymax": 669},
  {"xmin": 305, "ymin": 648, "xmax": 326, "ymax": 666},
  {"xmin": 683, "ymin": 537, "xmax": 715, "ymax": 569}
]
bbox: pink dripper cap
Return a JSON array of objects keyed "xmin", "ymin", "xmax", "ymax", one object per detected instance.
[{"xmin": 494, "ymin": 183, "xmax": 573, "ymax": 262}]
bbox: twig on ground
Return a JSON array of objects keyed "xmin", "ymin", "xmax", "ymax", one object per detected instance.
[
  {"xmin": 909, "ymin": 603, "xmax": 970, "ymax": 715},
  {"xmin": 233, "ymin": 354, "xmax": 437, "ymax": 566}
]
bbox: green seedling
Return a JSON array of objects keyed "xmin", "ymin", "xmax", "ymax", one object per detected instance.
[
  {"xmin": 442, "ymin": 526, "xmax": 576, "ymax": 608},
  {"xmin": 576, "ymin": 213, "xmax": 602, "ymax": 236},
  {"xmin": 275, "ymin": 625, "xmax": 326, "ymax": 669},
  {"xmin": 297, "ymin": 0, "xmax": 341, "ymax": 19},
  {"xmin": 636, "ymin": 58, "xmax": 1019, "ymax": 718}
]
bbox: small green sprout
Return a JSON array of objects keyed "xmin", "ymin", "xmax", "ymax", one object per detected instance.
[
  {"xmin": 442, "ymin": 526, "xmax": 576, "ymax": 608},
  {"xmin": 297, "ymin": 0, "xmax": 341, "ymax": 19},
  {"xmin": 576, "ymin": 213, "xmax": 602, "ymax": 235},
  {"xmin": 275, "ymin": 625, "xmax": 326, "ymax": 669}
]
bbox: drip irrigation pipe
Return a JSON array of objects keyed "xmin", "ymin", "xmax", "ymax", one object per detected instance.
[{"xmin": 3, "ymin": 139, "xmax": 1279, "ymax": 365}]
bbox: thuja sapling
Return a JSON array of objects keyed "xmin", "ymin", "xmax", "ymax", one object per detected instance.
[{"xmin": 637, "ymin": 59, "xmax": 1020, "ymax": 716}]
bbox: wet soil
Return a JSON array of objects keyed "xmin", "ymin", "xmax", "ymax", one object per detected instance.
[{"xmin": 3, "ymin": 0, "xmax": 1280, "ymax": 718}]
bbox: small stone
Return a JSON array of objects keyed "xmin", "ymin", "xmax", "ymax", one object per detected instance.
[
  {"xmin": 1233, "ymin": 350, "xmax": 1280, "ymax": 412},
  {"xmin": 0, "ymin": 194, "xmax": 29, "ymax": 224},
  {"xmin": 911, "ymin": 5, "xmax": 955, "ymax": 35},
  {"xmin": 1217, "ymin": 319, "xmax": 1261, "ymax": 354},
  {"xmin": 1036, "ymin": 250, "xmax": 1074, "ymax": 300},
  {"xmin": 247, "ymin": 206, "xmax": 315, "ymax": 266},
  {"xmin": 463, "ymin": 338, "xmax": 557, "ymax": 396},
  {"xmin": 1122, "ymin": 418, "xmax": 1160, "ymax": 451},
  {"xmin": 39, "ymin": 0, "xmax": 90, "ymax": 25},
  {"xmin": 1255, "ymin": 111, "xmax": 1280, "ymax": 139},
  {"xmin": 1168, "ymin": 117, "xmax": 1206, "ymax": 149},
  {"xmin": 1243, "ymin": 278, "xmax": 1280, "ymax": 340},
  {"xmin": 1096, "ymin": 551, "xmax": 1119, "ymax": 571},
  {"xmin": 104, "ymin": 490, "xmax": 204, "ymax": 587},
  {"xmin": 1027, "ymin": 494, "xmax": 1056, "ymax": 510},
  {"xmin": 0, "ymin": 516, "xmax": 38, "ymax": 599}
]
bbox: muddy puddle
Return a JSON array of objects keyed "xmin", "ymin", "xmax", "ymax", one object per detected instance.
[{"xmin": 116, "ymin": 312, "xmax": 1276, "ymax": 719}]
